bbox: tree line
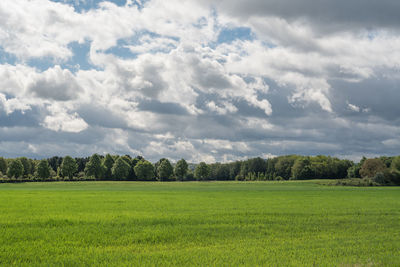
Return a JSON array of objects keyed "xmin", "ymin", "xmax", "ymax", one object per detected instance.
[{"xmin": 0, "ymin": 154, "xmax": 399, "ymax": 185}]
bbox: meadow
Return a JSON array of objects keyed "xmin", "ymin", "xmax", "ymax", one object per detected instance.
[{"xmin": 0, "ymin": 181, "xmax": 399, "ymax": 266}]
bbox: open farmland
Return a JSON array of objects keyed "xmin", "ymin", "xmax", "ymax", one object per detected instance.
[{"xmin": 0, "ymin": 181, "xmax": 399, "ymax": 266}]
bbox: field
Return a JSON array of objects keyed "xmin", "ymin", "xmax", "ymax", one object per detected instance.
[{"xmin": 0, "ymin": 181, "xmax": 399, "ymax": 266}]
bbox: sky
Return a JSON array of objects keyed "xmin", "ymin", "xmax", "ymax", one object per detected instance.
[{"xmin": 0, "ymin": 0, "xmax": 399, "ymax": 162}]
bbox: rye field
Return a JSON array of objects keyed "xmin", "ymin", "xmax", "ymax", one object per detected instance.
[{"xmin": 0, "ymin": 181, "xmax": 399, "ymax": 266}]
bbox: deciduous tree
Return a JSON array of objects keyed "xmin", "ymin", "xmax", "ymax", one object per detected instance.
[
  {"xmin": 134, "ymin": 160, "xmax": 155, "ymax": 181},
  {"xmin": 102, "ymin": 154, "xmax": 114, "ymax": 179},
  {"xmin": 36, "ymin": 159, "xmax": 51, "ymax": 179},
  {"xmin": 174, "ymin": 159, "xmax": 188, "ymax": 181},
  {"xmin": 359, "ymin": 158, "xmax": 387, "ymax": 178},
  {"xmin": 7, "ymin": 159, "xmax": 24, "ymax": 178},
  {"xmin": 0, "ymin": 157, "xmax": 7, "ymax": 175},
  {"xmin": 194, "ymin": 162, "xmax": 210, "ymax": 181},
  {"xmin": 111, "ymin": 157, "xmax": 130, "ymax": 180},
  {"xmin": 85, "ymin": 154, "xmax": 104, "ymax": 179},
  {"xmin": 157, "ymin": 159, "xmax": 173, "ymax": 181},
  {"xmin": 61, "ymin": 156, "xmax": 78, "ymax": 179}
]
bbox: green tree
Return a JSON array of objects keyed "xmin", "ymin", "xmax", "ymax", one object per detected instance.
[
  {"xmin": 347, "ymin": 164, "xmax": 360, "ymax": 178},
  {"xmin": 391, "ymin": 156, "xmax": 400, "ymax": 172},
  {"xmin": 274, "ymin": 155, "xmax": 297, "ymax": 180},
  {"xmin": 359, "ymin": 158, "xmax": 387, "ymax": 178},
  {"xmin": 291, "ymin": 157, "xmax": 313, "ymax": 180},
  {"xmin": 19, "ymin": 157, "xmax": 31, "ymax": 177},
  {"xmin": 157, "ymin": 159, "xmax": 174, "ymax": 181},
  {"xmin": 0, "ymin": 157, "xmax": 7, "ymax": 175},
  {"xmin": 134, "ymin": 160, "xmax": 155, "ymax": 181},
  {"xmin": 61, "ymin": 156, "xmax": 78, "ymax": 179},
  {"xmin": 194, "ymin": 162, "xmax": 210, "ymax": 181},
  {"xmin": 174, "ymin": 159, "xmax": 188, "ymax": 181},
  {"xmin": 111, "ymin": 157, "xmax": 131, "ymax": 180},
  {"xmin": 85, "ymin": 154, "xmax": 104, "ymax": 179},
  {"xmin": 102, "ymin": 154, "xmax": 114, "ymax": 180},
  {"xmin": 36, "ymin": 159, "xmax": 50, "ymax": 179},
  {"xmin": 7, "ymin": 159, "xmax": 24, "ymax": 178}
]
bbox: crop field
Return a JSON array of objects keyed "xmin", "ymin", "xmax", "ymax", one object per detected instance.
[{"xmin": 0, "ymin": 181, "xmax": 399, "ymax": 266}]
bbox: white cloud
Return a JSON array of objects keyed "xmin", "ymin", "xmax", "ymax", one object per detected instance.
[
  {"xmin": 0, "ymin": 0, "xmax": 399, "ymax": 161},
  {"xmin": 42, "ymin": 105, "xmax": 88, "ymax": 133}
]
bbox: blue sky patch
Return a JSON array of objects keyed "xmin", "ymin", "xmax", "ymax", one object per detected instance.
[{"xmin": 217, "ymin": 27, "xmax": 254, "ymax": 44}]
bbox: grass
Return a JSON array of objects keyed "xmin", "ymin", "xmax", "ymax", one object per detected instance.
[{"xmin": 0, "ymin": 181, "xmax": 399, "ymax": 266}]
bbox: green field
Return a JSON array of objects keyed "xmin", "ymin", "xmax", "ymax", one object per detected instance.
[{"xmin": 0, "ymin": 181, "xmax": 399, "ymax": 266}]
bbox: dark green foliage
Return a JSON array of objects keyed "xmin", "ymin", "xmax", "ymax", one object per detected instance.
[
  {"xmin": 185, "ymin": 170, "xmax": 195, "ymax": 181},
  {"xmin": 359, "ymin": 158, "xmax": 387, "ymax": 178},
  {"xmin": 75, "ymin": 157, "xmax": 90, "ymax": 173},
  {"xmin": 120, "ymin": 156, "xmax": 137, "ymax": 180},
  {"xmin": 194, "ymin": 162, "xmax": 210, "ymax": 181},
  {"xmin": 111, "ymin": 157, "xmax": 131, "ymax": 180},
  {"xmin": 85, "ymin": 154, "xmax": 104, "ymax": 179},
  {"xmin": 174, "ymin": 159, "xmax": 188, "ymax": 181},
  {"xmin": 7, "ymin": 159, "xmax": 24, "ymax": 178},
  {"xmin": 1, "ymin": 153, "xmax": 400, "ymax": 185},
  {"xmin": 18, "ymin": 157, "xmax": 31, "ymax": 177},
  {"xmin": 48, "ymin": 156, "xmax": 63, "ymax": 172},
  {"xmin": 380, "ymin": 156, "xmax": 394, "ymax": 168},
  {"xmin": 347, "ymin": 165, "xmax": 360, "ymax": 178},
  {"xmin": 274, "ymin": 155, "xmax": 297, "ymax": 179},
  {"xmin": 102, "ymin": 154, "xmax": 114, "ymax": 179},
  {"xmin": 229, "ymin": 161, "xmax": 241, "ymax": 180},
  {"xmin": 28, "ymin": 159, "xmax": 36, "ymax": 175},
  {"xmin": 157, "ymin": 159, "xmax": 174, "ymax": 181},
  {"xmin": 60, "ymin": 156, "xmax": 78, "ymax": 179},
  {"xmin": 36, "ymin": 159, "xmax": 51, "ymax": 179},
  {"xmin": 0, "ymin": 157, "xmax": 7, "ymax": 174},
  {"xmin": 134, "ymin": 160, "xmax": 155, "ymax": 181},
  {"xmin": 210, "ymin": 163, "xmax": 231, "ymax": 180}
]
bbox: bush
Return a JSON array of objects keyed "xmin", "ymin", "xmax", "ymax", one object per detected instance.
[
  {"xmin": 372, "ymin": 172, "xmax": 386, "ymax": 184},
  {"xmin": 185, "ymin": 171, "xmax": 195, "ymax": 181},
  {"xmin": 333, "ymin": 178, "xmax": 378, "ymax": 187}
]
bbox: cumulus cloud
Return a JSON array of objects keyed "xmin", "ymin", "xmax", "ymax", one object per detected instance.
[
  {"xmin": 0, "ymin": 0, "xmax": 399, "ymax": 161},
  {"xmin": 29, "ymin": 65, "xmax": 83, "ymax": 101}
]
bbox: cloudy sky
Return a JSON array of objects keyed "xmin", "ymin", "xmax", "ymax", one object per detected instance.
[{"xmin": 0, "ymin": 0, "xmax": 399, "ymax": 162}]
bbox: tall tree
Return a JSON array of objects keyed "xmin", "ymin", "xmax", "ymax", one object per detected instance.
[
  {"xmin": 111, "ymin": 157, "xmax": 131, "ymax": 180},
  {"xmin": 48, "ymin": 156, "xmax": 63, "ymax": 172},
  {"xmin": 61, "ymin": 156, "xmax": 78, "ymax": 179},
  {"xmin": 134, "ymin": 160, "xmax": 155, "ymax": 181},
  {"xmin": 194, "ymin": 162, "xmax": 210, "ymax": 181},
  {"xmin": 0, "ymin": 157, "xmax": 7, "ymax": 175},
  {"xmin": 157, "ymin": 159, "xmax": 174, "ymax": 181},
  {"xmin": 7, "ymin": 159, "xmax": 24, "ymax": 178},
  {"xmin": 36, "ymin": 159, "xmax": 51, "ymax": 179},
  {"xmin": 102, "ymin": 154, "xmax": 114, "ymax": 180},
  {"xmin": 19, "ymin": 157, "xmax": 31, "ymax": 177},
  {"xmin": 85, "ymin": 154, "xmax": 104, "ymax": 179},
  {"xmin": 174, "ymin": 159, "xmax": 188, "ymax": 181}
]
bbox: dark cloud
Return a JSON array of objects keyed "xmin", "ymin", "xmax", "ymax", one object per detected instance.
[
  {"xmin": 77, "ymin": 105, "xmax": 128, "ymax": 128},
  {"xmin": 208, "ymin": 0, "xmax": 400, "ymax": 32}
]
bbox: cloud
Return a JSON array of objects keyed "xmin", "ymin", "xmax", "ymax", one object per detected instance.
[
  {"xmin": 0, "ymin": 0, "xmax": 399, "ymax": 162},
  {"xmin": 42, "ymin": 111, "xmax": 88, "ymax": 133},
  {"xmin": 29, "ymin": 65, "xmax": 83, "ymax": 101}
]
